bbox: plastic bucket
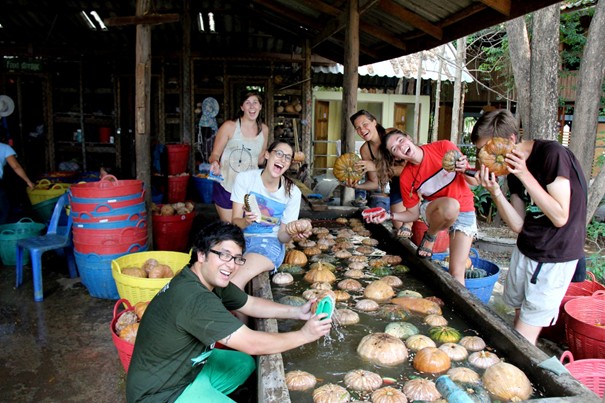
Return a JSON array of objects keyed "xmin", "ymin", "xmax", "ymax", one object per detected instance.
[
  {"xmin": 73, "ymin": 224, "xmax": 147, "ymax": 245},
  {"xmin": 433, "ymin": 248, "xmax": 500, "ymax": 304},
  {"xmin": 0, "ymin": 218, "xmax": 46, "ymax": 265},
  {"xmin": 32, "ymin": 195, "xmax": 62, "ymax": 223},
  {"xmin": 70, "ymin": 176, "xmax": 143, "ymax": 199},
  {"xmin": 192, "ymin": 176, "xmax": 213, "ymax": 204},
  {"xmin": 541, "ymin": 272, "xmax": 605, "ymax": 343},
  {"xmin": 411, "ymin": 220, "xmax": 449, "ymax": 253},
  {"xmin": 152, "ymin": 210, "xmax": 195, "ymax": 252},
  {"xmin": 167, "ymin": 175, "xmax": 190, "ymax": 204},
  {"xmin": 27, "ymin": 180, "xmax": 70, "ymax": 205},
  {"xmin": 166, "ymin": 144, "xmax": 191, "ymax": 175},
  {"xmin": 70, "ymin": 202, "xmax": 146, "ymax": 219},
  {"xmin": 73, "ymin": 211, "xmax": 146, "ymax": 227},
  {"xmin": 69, "ymin": 191, "xmax": 145, "ymax": 213}
]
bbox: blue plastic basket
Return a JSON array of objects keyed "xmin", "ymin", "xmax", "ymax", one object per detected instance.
[
  {"xmin": 192, "ymin": 176, "xmax": 213, "ymax": 204},
  {"xmin": 432, "ymin": 248, "xmax": 500, "ymax": 304},
  {"xmin": 74, "ymin": 244, "xmax": 148, "ymax": 300}
]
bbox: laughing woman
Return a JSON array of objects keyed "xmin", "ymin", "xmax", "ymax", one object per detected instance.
[
  {"xmin": 372, "ymin": 129, "xmax": 478, "ymax": 284},
  {"xmin": 230, "ymin": 140, "xmax": 311, "ymax": 290}
]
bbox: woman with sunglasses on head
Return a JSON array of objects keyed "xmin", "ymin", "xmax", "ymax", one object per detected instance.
[
  {"xmin": 208, "ymin": 91, "xmax": 269, "ymax": 222},
  {"xmin": 347, "ymin": 110, "xmax": 410, "ymax": 239},
  {"xmin": 372, "ymin": 129, "xmax": 478, "ymax": 284},
  {"xmin": 229, "ymin": 140, "xmax": 311, "ymax": 290}
]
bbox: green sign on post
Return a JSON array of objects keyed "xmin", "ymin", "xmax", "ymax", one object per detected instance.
[{"xmin": 3, "ymin": 59, "xmax": 44, "ymax": 73}]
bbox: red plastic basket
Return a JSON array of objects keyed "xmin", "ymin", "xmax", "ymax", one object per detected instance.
[
  {"xmin": 166, "ymin": 144, "xmax": 191, "ymax": 175},
  {"xmin": 411, "ymin": 220, "xmax": 449, "ymax": 253},
  {"xmin": 560, "ymin": 350, "xmax": 605, "ymax": 397},
  {"xmin": 110, "ymin": 299, "xmax": 135, "ymax": 372},
  {"xmin": 564, "ymin": 291, "xmax": 605, "ymax": 359},
  {"xmin": 167, "ymin": 175, "xmax": 190, "ymax": 204},
  {"xmin": 541, "ymin": 272, "xmax": 605, "ymax": 343}
]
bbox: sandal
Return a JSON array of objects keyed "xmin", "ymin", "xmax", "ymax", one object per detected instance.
[
  {"xmin": 394, "ymin": 226, "xmax": 412, "ymax": 240},
  {"xmin": 416, "ymin": 231, "xmax": 437, "ymax": 259}
]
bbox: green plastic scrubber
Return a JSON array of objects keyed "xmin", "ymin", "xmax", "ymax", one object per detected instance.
[{"xmin": 315, "ymin": 295, "xmax": 335, "ymax": 320}]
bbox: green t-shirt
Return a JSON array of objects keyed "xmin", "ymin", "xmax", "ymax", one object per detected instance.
[{"xmin": 126, "ymin": 266, "xmax": 247, "ymax": 403}]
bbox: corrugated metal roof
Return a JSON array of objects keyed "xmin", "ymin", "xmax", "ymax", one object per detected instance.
[{"xmin": 1, "ymin": 0, "xmax": 562, "ymax": 65}]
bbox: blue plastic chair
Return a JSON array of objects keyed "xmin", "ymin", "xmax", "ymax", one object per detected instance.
[{"xmin": 15, "ymin": 193, "xmax": 77, "ymax": 302}]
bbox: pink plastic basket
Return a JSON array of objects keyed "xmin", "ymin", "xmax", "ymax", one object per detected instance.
[{"xmin": 560, "ymin": 350, "xmax": 605, "ymax": 397}]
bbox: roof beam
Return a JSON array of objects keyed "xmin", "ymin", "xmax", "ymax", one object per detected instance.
[
  {"xmin": 360, "ymin": 21, "xmax": 406, "ymax": 51},
  {"xmin": 252, "ymin": 0, "xmax": 321, "ymax": 30},
  {"xmin": 104, "ymin": 13, "xmax": 180, "ymax": 27},
  {"xmin": 379, "ymin": 0, "xmax": 443, "ymax": 40},
  {"xmin": 478, "ymin": 0, "xmax": 511, "ymax": 17}
]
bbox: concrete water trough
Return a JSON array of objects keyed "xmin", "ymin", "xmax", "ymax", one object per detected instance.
[{"xmin": 251, "ymin": 211, "xmax": 599, "ymax": 403}]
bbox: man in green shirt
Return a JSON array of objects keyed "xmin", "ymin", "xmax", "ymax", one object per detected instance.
[{"xmin": 126, "ymin": 221, "xmax": 331, "ymax": 402}]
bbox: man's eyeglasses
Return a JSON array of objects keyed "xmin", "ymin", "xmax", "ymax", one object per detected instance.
[
  {"xmin": 208, "ymin": 249, "xmax": 246, "ymax": 265},
  {"xmin": 272, "ymin": 149, "xmax": 293, "ymax": 162}
]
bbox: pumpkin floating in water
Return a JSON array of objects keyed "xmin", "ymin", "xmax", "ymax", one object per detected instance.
[
  {"xmin": 285, "ymin": 370, "xmax": 316, "ymax": 391},
  {"xmin": 333, "ymin": 290, "xmax": 351, "ymax": 301},
  {"xmin": 381, "ymin": 275, "xmax": 403, "ymax": 288},
  {"xmin": 310, "ymin": 281, "xmax": 332, "ymax": 290},
  {"xmin": 428, "ymin": 326, "xmax": 461, "ymax": 343},
  {"xmin": 344, "ymin": 369, "xmax": 383, "ymax": 392},
  {"xmin": 459, "ymin": 335, "xmax": 486, "ymax": 352},
  {"xmin": 278, "ymin": 263, "xmax": 304, "ymax": 274},
  {"xmin": 477, "ymin": 137, "xmax": 515, "ymax": 176},
  {"xmin": 355, "ymin": 299, "xmax": 380, "ymax": 312},
  {"xmin": 391, "ymin": 297, "xmax": 442, "ymax": 316},
  {"xmin": 424, "ymin": 314, "xmax": 448, "ymax": 327},
  {"xmin": 284, "ymin": 250, "xmax": 307, "ymax": 266},
  {"xmin": 334, "ymin": 308, "xmax": 359, "ymax": 325},
  {"xmin": 438, "ymin": 342, "xmax": 468, "ymax": 361},
  {"xmin": 371, "ymin": 386, "xmax": 408, "ymax": 403},
  {"xmin": 405, "ymin": 334, "xmax": 436, "ymax": 352},
  {"xmin": 468, "ymin": 350, "xmax": 500, "ymax": 369},
  {"xmin": 403, "ymin": 378, "xmax": 441, "ymax": 402},
  {"xmin": 385, "ymin": 321, "xmax": 419, "ymax": 340},
  {"xmin": 364, "ymin": 280, "xmax": 395, "ymax": 302},
  {"xmin": 272, "ymin": 272, "xmax": 294, "ymax": 285},
  {"xmin": 357, "ymin": 332, "xmax": 409, "ymax": 366},
  {"xmin": 312, "ymin": 383, "xmax": 350, "ymax": 403},
  {"xmin": 278, "ymin": 295, "xmax": 307, "ymax": 306},
  {"xmin": 447, "ymin": 367, "xmax": 481, "ymax": 384},
  {"xmin": 338, "ymin": 278, "xmax": 362, "ymax": 291},
  {"xmin": 304, "ymin": 264, "xmax": 336, "ymax": 284},
  {"xmin": 333, "ymin": 153, "xmax": 363, "ymax": 183},
  {"xmin": 344, "ymin": 268, "xmax": 364, "ymax": 279},
  {"xmin": 482, "ymin": 362, "xmax": 532, "ymax": 401},
  {"xmin": 413, "ymin": 347, "xmax": 451, "ymax": 373}
]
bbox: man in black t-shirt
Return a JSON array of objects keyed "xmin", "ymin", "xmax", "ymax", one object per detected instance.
[
  {"xmin": 126, "ymin": 221, "xmax": 332, "ymax": 402},
  {"xmin": 471, "ymin": 109, "xmax": 587, "ymax": 345}
]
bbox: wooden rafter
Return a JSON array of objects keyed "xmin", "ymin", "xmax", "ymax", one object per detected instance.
[
  {"xmin": 360, "ymin": 21, "xmax": 406, "ymax": 51},
  {"xmin": 104, "ymin": 13, "xmax": 180, "ymax": 27},
  {"xmin": 379, "ymin": 0, "xmax": 442, "ymax": 40},
  {"xmin": 252, "ymin": 0, "xmax": 320, "ymax": 30},
  {"xmin": 478, "ymin": 0, "xmax": 511, "ymax": 16}
]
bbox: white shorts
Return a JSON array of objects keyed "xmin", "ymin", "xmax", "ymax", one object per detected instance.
[{"xmin": 503, "ymin": 246, "xmax": 577, "ymax": 327}]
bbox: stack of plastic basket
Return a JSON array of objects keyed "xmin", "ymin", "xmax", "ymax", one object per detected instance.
[
  {"xmin": 0, "ymin": 218, "xmax": 46, "ymax": 266},
  {"xmin": 27, "ymin": 179, "xmax": 71, "ymax": 223},
  {"xmin": 564, "ymin": 290, "xmax": 605, "ymax": 359},
  {"xmin": 166, "ymin": 144, "xmax": 191, "ymax": 203},
  {"xmin": 70, "ymin": 175, "xmax": 148, "ymax": 299}
]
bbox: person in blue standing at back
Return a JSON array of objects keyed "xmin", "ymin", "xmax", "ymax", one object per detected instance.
[{"xmin": 0, "ymin": 134, "xmax": 35, "ymax": 224}]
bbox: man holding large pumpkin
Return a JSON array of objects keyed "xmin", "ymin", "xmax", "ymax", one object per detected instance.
[
  {"xmin": 470, "ymin": 109, "xmax": 587, "ymax": 345},
  {"xmin": 126, "ymin": 221, "xmax": 331, "ymax": 402}
]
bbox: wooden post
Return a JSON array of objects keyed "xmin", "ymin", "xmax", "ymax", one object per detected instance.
[
  {"xmin": 182, "ymin": 0, "xmax": 193, "ymax": 172},
  {"xmin": 135, "ymin": 0, "xmax": 152, "ymax": 242},
  {"xmin": 302, "ymin": 39, "xmax": 312, "ymax": 169},
  {"xmin": 341, "ymin": 0, "xmax": 359, "ymax": 205}
]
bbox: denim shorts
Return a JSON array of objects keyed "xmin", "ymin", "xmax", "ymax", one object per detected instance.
[
  {"xmin": 212, "ymin": 182, "xmax": 232, "ymax": 209},
  {"xmin": 245, "ymin": 236, "xmax": 285, "ymax": 272},
  {"xmin": 389, "ymin": 179, "xmax": 403, "ymax": 205},
  {"xmin": 419, "ymin": 200, "xmax": 478, "ymax": 238}
]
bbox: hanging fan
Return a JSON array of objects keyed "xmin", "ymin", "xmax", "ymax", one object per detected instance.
[{"xmin": 0, "ymin": 95, "xmax": 15, "ymax": 118}]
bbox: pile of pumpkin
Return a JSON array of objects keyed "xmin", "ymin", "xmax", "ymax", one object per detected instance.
[
  {"xmin": 113, "ymin": 301, "xmax": 149, "ymax": 345},
  {"xmin": 120, "ymin": 258, "xmax": 179, "ymax": 279},
  {"xmin": 151, "ymin": 201, "xmax": 195, "ymax": 216},
  {"xmin": 273, "ymin": 217, "xmax": 533, "ymax": 402}
]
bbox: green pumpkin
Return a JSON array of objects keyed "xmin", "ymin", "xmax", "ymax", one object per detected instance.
[
  {"xmin": 465, "ymin": 266, "xmax": 487, "ymax": 279},
  {"xmin": 456, "ymin": 381, "xmax": 491, "ymax": 403},
  {"xmin": 392, "ymin": 264, "xmax": 410, "ymax": 274},
  {"xmin": 279, "ymin": 264, "xmax": 304, "ymax": 274},
  {"xmin": 428, "ymin": 326, "xmax": 462, "ymax": 344},
  {"xmin": 377, "ymin": 304, "xmax": 410, "ymax": 321},
  {"xmin": 370, "ymin": 266, "xmax": 392, "ymax": 277},
  {"xmin": 278, "ymin": 295, "xmax": 307, "ymax": 306},
  {"xmin": 397, "ymin": 289, "xmax": 423, "ymax": 298},
  {"xmin": 385, "ymin": 321, "xmax": 419, "ymax": 340}
]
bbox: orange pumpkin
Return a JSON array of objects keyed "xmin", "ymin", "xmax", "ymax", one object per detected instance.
[
  {"xmin": 478, "ymin": 137, "xmax": 515, "ymax": 176},
  {"xmin": 284, "ymin": 250, "xmax": 308, "ymax": 266},
  {"xmin": 333, "ymin": 153, "xmax": 363, "ymax": 182},
  {"xmin": 413, "ymin": 346, "xmax": 451, "ymax": 373},
  {"xmin": 293, "ymin": 151, "xmax": 305, "ymax": 162}
]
